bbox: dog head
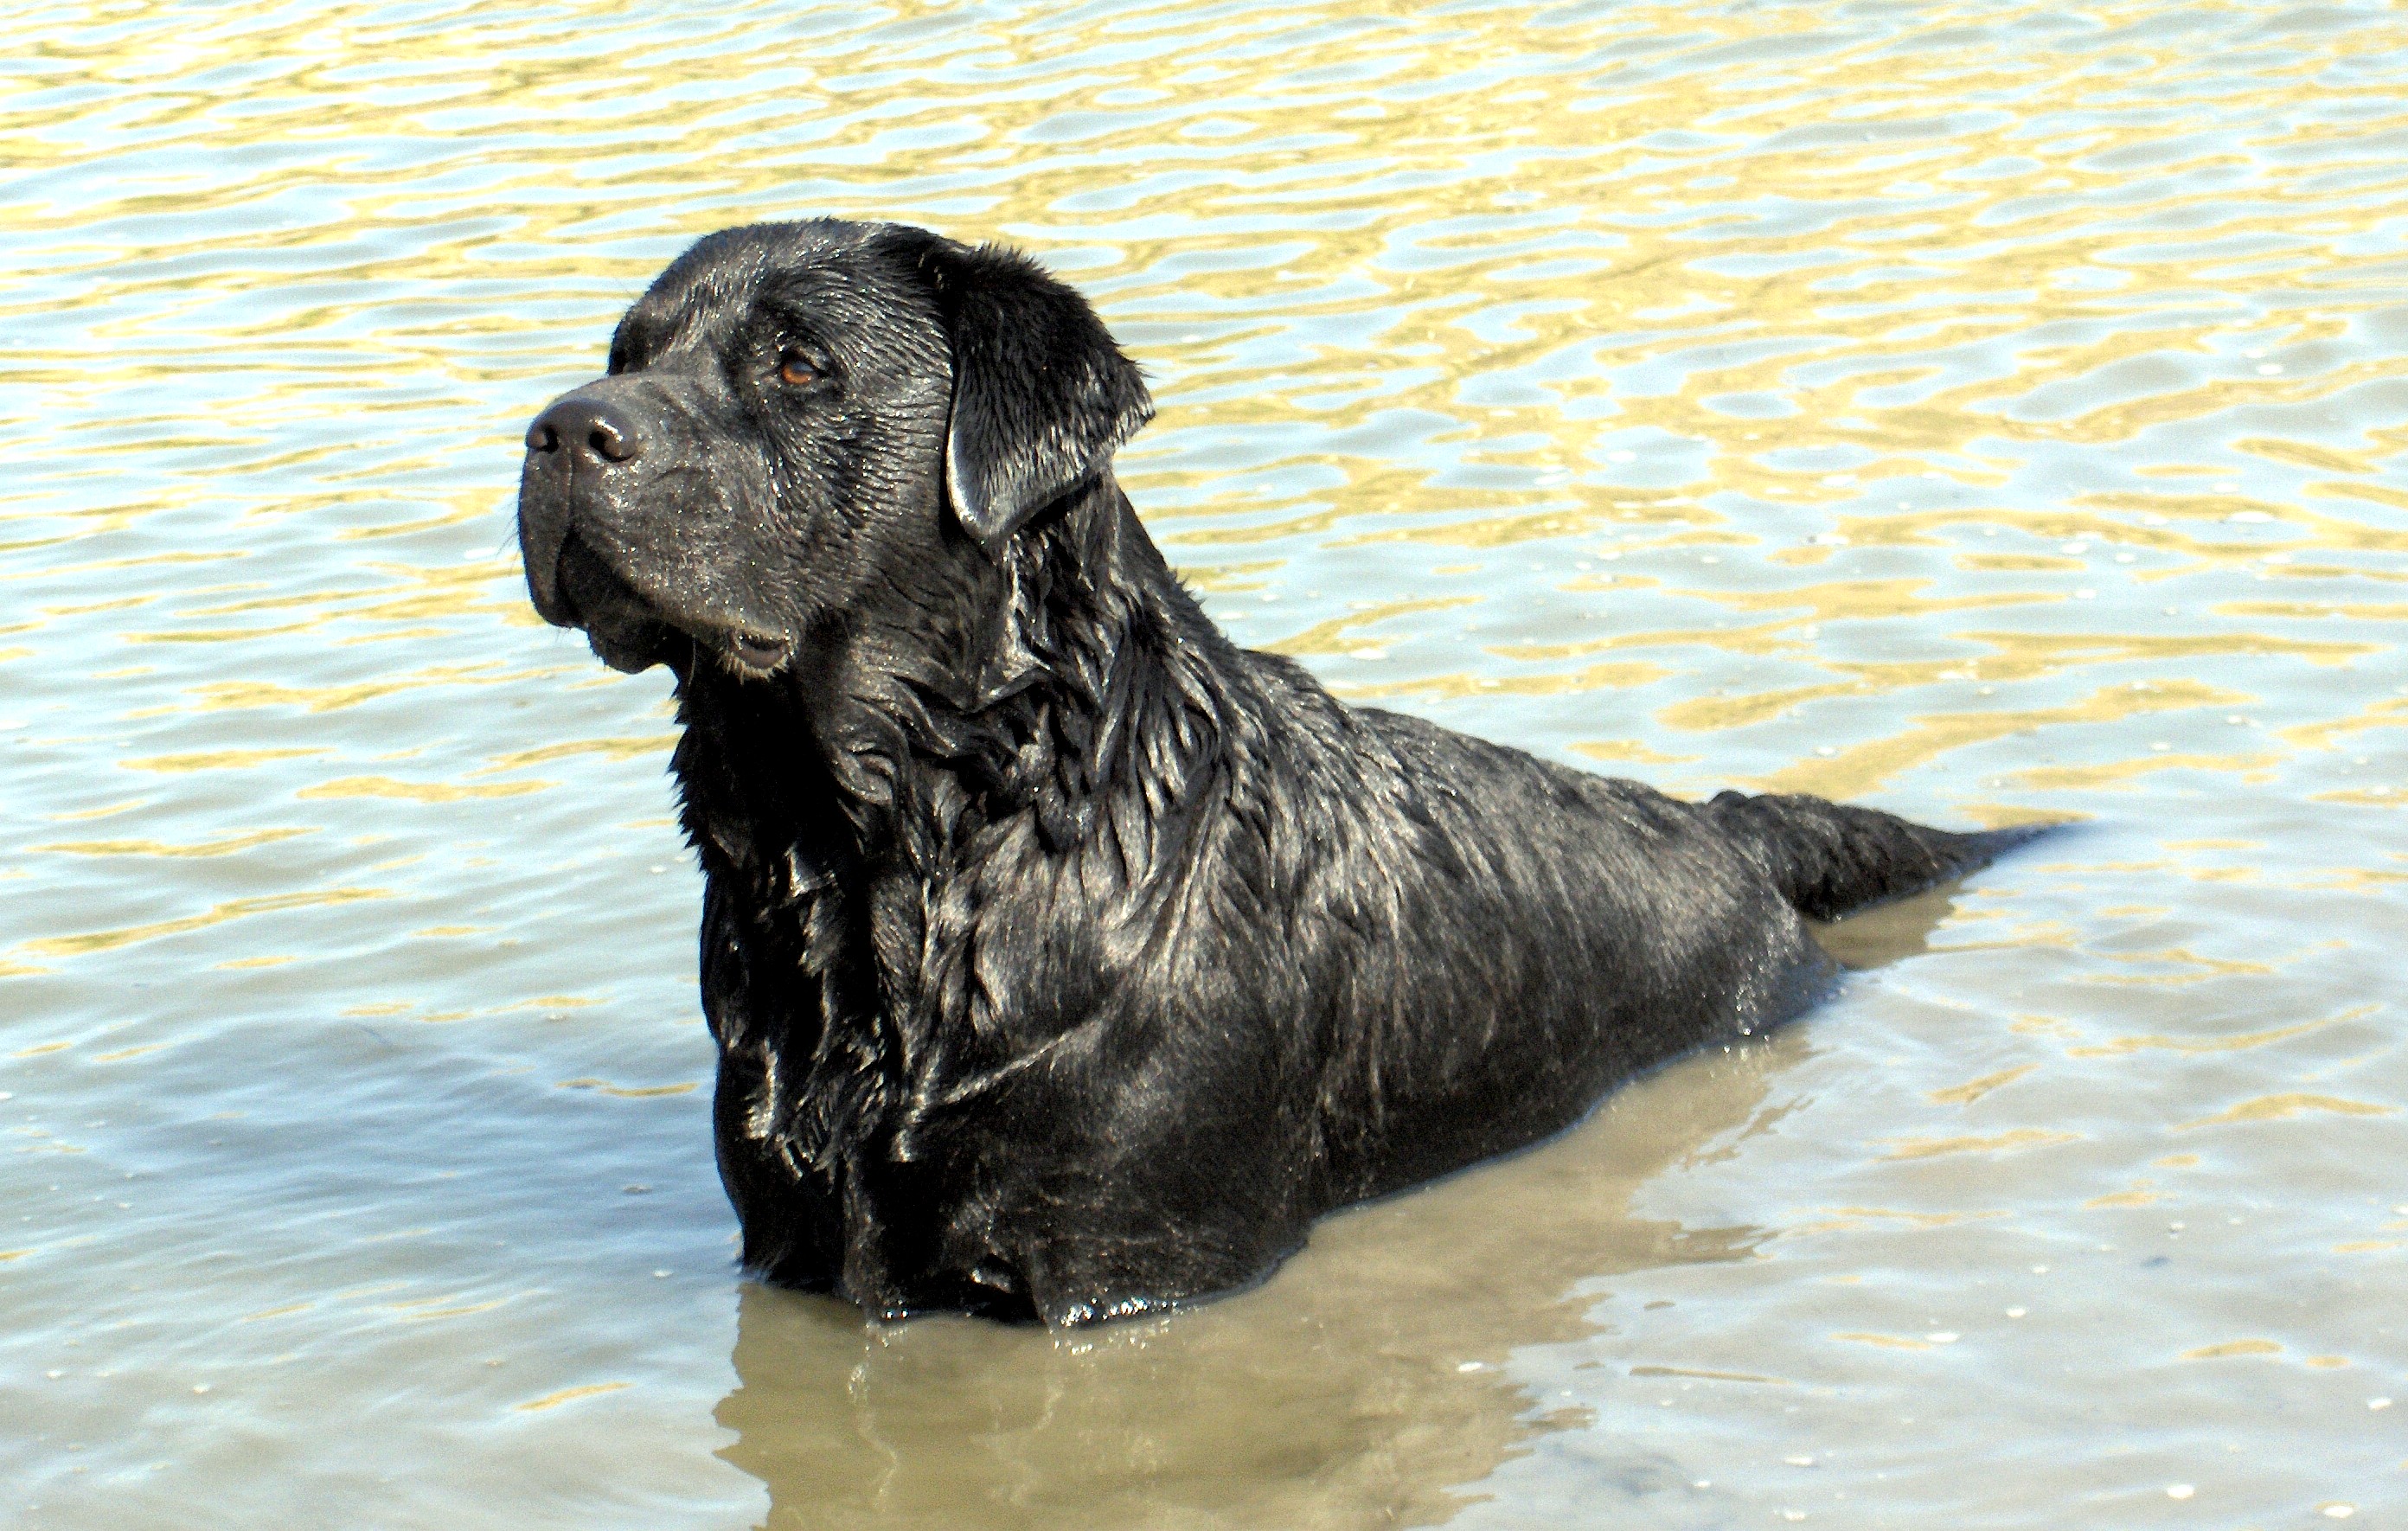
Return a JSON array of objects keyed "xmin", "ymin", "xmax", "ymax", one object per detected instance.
[{"xmin": 517, "ymin": 221, "xmax": 1154, "ymax": 676}]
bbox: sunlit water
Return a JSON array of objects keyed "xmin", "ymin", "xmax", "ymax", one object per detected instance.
[{"xmin": 3, "ymin": 1, "xmax": 2405, "ymax": 1525}]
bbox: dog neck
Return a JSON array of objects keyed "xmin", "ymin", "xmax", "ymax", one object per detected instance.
[
  {"xmin": 666, "ymin": 475, "xmax": 1249, "ymax": 1182},
  {"xmin": 669, "ymin": 474, "xmax": 1239, "ymax": 931}
]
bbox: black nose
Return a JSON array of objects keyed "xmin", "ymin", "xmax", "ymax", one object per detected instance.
[{"xmin": 526, "ymin": 395, "xmax": 643, "ymax": 464}]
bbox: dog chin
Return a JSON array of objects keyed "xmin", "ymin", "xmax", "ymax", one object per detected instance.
[
  {"xmin": 582, "ymin": 614, "xmax": 676, "ymax": 674},
  {"xmin": 554, "ymin": 533, "xmax": 677, "ymax": 673}
]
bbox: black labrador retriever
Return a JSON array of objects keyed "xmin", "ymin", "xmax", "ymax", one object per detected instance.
[{"xmin": 517, "ymin": 220, "xmax": 2029, "ymax": 1325}]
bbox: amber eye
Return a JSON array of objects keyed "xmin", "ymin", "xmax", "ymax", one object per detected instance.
[{"xmin": 778, "ymin": 353, "xmax": 821, "ymax": 388}]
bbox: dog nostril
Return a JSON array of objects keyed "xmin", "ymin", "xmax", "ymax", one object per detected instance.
[
  {"xmin": 588, "ymin": 421, "xmax": 637, "ymax": 463},
  {"xmin": 528, "ymin": 396, "xmax": 644, "ymax": 465}
]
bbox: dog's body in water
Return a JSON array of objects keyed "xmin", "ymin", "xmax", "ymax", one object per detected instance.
[{"xmin": 517, "ymin": 220, "xmax": 2033, "ymax": 1325}]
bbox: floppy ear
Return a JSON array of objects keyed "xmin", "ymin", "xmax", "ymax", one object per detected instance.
[{"xmin": 914, "ymin": 240, "xmax": 1154, "ymax": 557}]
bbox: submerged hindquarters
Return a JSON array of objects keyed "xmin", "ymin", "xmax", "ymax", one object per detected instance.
[
  {"xmin": 1291, "ymin": 703, "xmax": 1842, "ymax": 1206},
  {"xmin": 1697, "ymin": 789, "xmax": 2048, "ymax": 921}
]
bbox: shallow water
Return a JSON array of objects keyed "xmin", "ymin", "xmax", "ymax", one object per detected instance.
[{"xmin": 3, "ymin": 0, "xmax": 2405, "ymax": 1525}]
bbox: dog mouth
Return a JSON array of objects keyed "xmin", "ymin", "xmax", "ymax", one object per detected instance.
[
  {"xmin": 724, "ymin": 630, "xmax": 791, "ymax": 674},
  {"xmin": 552, "ymin": 533, "xmax": 673, "ymax": 673},
  {"xmin": 549, "ymin": 533, "xmax": 791, "ymax": 677}
]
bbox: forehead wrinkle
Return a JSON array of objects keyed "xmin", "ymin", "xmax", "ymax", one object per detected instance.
[
  {"xmin": 626, "ymin": 277, "xmax": 748, "ymax": 363},
  {"xmin": 619, "ymin": 230, "xmax": 953, "ymax": 393},
  {"xmin": 756, "ymin": 259, "xmax": 945, "ymax": 359}
]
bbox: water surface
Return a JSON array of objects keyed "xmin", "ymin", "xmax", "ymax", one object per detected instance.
[{"xmin": 3, "ymin": 1, "xmax": 2405, "ymax": 1525}]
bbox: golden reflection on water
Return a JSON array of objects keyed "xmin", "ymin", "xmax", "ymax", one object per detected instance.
[{"xmin": 3, "ymin": 0, "xmax": 2406, "ymax": 1528}]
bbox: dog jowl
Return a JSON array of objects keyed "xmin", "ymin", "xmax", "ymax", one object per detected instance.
[{"xmin": 517, "ymin": 219, "xmax": 2034, "ymax": 1326}]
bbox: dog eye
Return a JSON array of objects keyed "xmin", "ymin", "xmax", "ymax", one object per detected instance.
[{"xmin": 777, "ymin": 353, "xmax": 822, "ymax": 388}]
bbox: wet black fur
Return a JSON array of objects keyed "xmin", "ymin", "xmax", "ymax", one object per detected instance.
[{"xmin": 516, "ymin": 220, "xmax": 2033, "ymax": 1325}]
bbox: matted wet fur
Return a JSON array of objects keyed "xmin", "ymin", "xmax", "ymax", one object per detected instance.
[{"xmin": 516, "ymin": 220, "xmax": 2033, "ymax": 1325}]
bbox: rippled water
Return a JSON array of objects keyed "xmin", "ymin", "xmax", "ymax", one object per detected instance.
[{"xmin": 5, "ymin": 1, "xmax": 2405, "ymax": 1525}]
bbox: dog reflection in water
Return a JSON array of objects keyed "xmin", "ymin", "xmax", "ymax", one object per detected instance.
[
  {"xmin": 715, "ymin": 1021, "xmax": 1809, "ymax": 1529},
  {"xmin": 516, "ymin": 219, "xmax": 2033, "ymax": 1326},
  {"xmin": 712, "ymin": 889, "xmax": 1969, "ymax": 1527}
]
